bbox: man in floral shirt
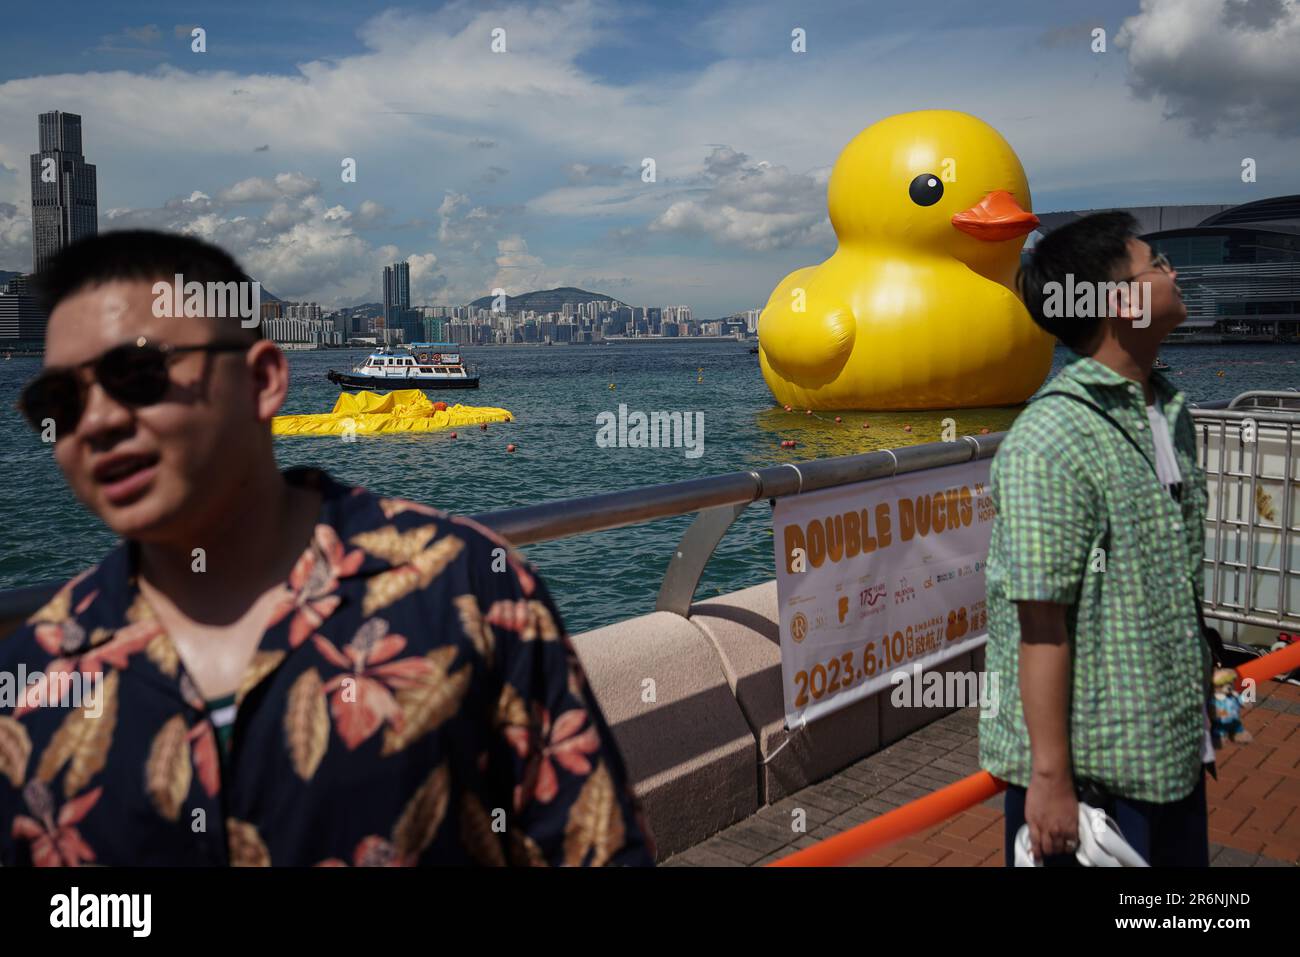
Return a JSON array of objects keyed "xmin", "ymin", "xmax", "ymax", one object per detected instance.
[{"xmin": 0, "ymin": 231, "xmax": 654, "ymax": 866}]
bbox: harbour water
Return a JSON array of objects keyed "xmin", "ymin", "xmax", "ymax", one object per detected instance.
[{"xmin": 2, "ymin": 342, "xmax": 1297, "ymax": 633}]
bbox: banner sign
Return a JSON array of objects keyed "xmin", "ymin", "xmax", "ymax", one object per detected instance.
[{"xmin": 772, "ymin": 459, "xmax": 994, "ymax": 728}]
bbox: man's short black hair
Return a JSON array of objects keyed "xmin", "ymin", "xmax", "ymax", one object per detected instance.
[
  {"xmin": 1016, "ymin": 211, "xmax": 1140, "ymax": 352},
  {"xmin": 34, "ymin": 230, "xmax": 263, "ymax": 340}
]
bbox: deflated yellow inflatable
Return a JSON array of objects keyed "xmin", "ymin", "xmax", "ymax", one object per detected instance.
[
  {"xmin": 758, "ymin": 110, "xmax": 1054, "ymax": 411},
  {"xmin": 272, "ymin": 389, "xmax": 512, "ymax": 436}
]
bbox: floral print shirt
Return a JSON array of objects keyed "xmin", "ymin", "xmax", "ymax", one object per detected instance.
[{"xmin": 0, "ymin": 468, "xmax": 655, "ymax": 866}]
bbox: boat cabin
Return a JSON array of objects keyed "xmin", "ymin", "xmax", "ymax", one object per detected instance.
[{"xmin": 357, "ymin": 346, "xmax": 466, "ymax": 378}]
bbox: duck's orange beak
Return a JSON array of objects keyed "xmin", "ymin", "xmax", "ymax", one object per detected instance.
[{"xmin": 951, "ymin": 190, "xmax": 1039, "ymax": 242}]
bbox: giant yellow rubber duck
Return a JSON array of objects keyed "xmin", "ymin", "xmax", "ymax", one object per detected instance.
[{"xmin": 758, "ymin": 110, "xmax": 1053, "ymax": 410}]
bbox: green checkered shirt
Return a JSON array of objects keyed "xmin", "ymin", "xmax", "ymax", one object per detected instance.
[{"xmin": 978, "ymin": 355, "xmax": 1211, "ymax": 803}]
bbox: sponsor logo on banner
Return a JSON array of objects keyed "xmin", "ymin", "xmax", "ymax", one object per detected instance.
[
  {"xmin": 858, "ymin": 582, "xmax": 887, "ymax": 619},
  {"xmin": 893, "ymin": 577, "xmax": 916, "ymax": 605},
  {"xmin": 772, "ymin": 460, "xmax": 994, "ymax": 728}
]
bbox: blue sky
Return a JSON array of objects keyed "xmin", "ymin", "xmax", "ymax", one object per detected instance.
[{"xmin": 1, "ymin": 0, "xmax": 1297, "ymax": 316}]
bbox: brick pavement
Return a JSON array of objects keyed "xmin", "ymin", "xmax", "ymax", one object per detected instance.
[{"xmin": 663, "ymin": 679, "xmax": 1300, "ymax": 867}]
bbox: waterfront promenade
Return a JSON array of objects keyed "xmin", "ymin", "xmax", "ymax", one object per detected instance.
[{"xmin": 663, "ymin": 679, "xmax": 1300, "ymax": 867}]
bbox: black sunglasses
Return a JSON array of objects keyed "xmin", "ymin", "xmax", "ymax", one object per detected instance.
[{"xmin": 19, "ymin": 337, "xmax": 250, "ymax": 436}]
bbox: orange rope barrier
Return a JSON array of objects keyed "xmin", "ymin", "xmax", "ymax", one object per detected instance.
[
  {"xmin": 768, "ymin": 640, "xmax": 1300, "ymax": 867},
  {"xmin": 767, "ymin": 770, "xmax": 1005, "ymax": 867},
  {"xmin": 1234, "ymin": 639, "xmax": 1300, "ymax": 686}
]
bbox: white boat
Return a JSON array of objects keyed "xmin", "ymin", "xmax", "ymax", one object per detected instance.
[{"xmin": 327, "ymin": 344, "xmax": 479, "ymax": 389}]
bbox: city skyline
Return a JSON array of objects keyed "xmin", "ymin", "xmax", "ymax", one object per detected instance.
[{"xmin": 2, "ymin": 100, "xmax": 1293, "ymax": 345}]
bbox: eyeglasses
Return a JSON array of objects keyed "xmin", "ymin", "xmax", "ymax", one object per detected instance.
[
  {"xmin": 19, "ymin": 337, "xmax": 250, "ymax": 436},
  {"xmin": 1123, "ymin": 251, "xmax": 1173, "ymax": 282}
]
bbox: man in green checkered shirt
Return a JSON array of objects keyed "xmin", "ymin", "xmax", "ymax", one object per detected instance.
[{"xmin": 980, "ymin": 212, "xmax": 1216, "ymax": 866}]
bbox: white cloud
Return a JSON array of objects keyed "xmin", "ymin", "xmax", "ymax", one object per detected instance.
[
  {"xmin": 123, "ymin": 25, "xmax": 163, "ymax": 45},
  {"xmin": 0, "ymin": 202, "xmax": 31, "ymax": 270},
  {"xmin": 218, "ymin": 172, "xmax": 319, "ymax": 204},
  {"xmin": 406, "ymin": 251, "xmax": 446, "ymax": 302},
  {"xmin": 97, "ymin": 179, "xmax": 403, "ymax": 305},
  {"xmin": 564, "ymin": 162, "xmax": 629, "ymax": 183},
  {"xmin": 95, "ymin": 24, "xmax": 165, "ymax": 56},
  {"xmin": 355, "ymin": 199, "xmax": 388, "ymax": 225},
  {"xmin": 437, "ymin": 190, "xmax": 515, "ymax": 251},
  {"xmin": 526, "ymin": 183, "xmax": 666, "ymax": 218},
  {"xmin": 648, "ymin": 147, "xmax": 832, "ymax": 251},
  {"xmin": 490, "ymin": 235, "xmax": 551, "ymax": 295},
  {"xmin": 1116, "ymin": 0, "xmax": 1300, "ymax": 136}
]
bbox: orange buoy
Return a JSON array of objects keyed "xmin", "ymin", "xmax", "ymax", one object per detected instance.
[
  {"xmin": 862, "ymin": 423, "xmax": 870, "ymax": 429},
  {"xmin": 784, "ymin": 405, "xmax": 792, "ymax": 412},
  {"xmin": 450, "ymin": 432, "xmax": 457, "ymax": 439},
  {"xmin": 480, "ymin": 423, "xmax": 488, "ymax": 431},
  {"xmin": 979, "ymin": 427, "xmax": 990, "ymax": 434},
  {"xmin": 903, "ymin": 424, "xmax": 912, "ymax": 433},
  {"xmin": 432, "ymin": 401, "xmax": 448, "ymax": 412},
  {"xmin": 834, "ymin": 416, "xmax": 842, "ymax": 423},
  {"xmin": 805, "ymin": 409, "xmax": 812, "ymax": 416},
  {"xmin": 506, "ymin": 443, "xmax": 517, "ymax": 452}
]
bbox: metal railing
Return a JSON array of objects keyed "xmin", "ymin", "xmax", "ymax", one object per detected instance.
[
  {"xmin": 1192, "ymin": 399, "xmax": 1300, "ymax": 632},
  {"xmin": 0, "ymin": 434, "xmax": 1002, "ymax": 634},
  {"xmin": 469, "ymin": 434, "xmax": 1000, "ymax": 616},
  {"xmin": 4, "ymin": 391, "xmax": 1299, "ymax": 638},
  {"xmin": 1227, "ymin": 388, "xmax": 1300, "ymax": 411}
]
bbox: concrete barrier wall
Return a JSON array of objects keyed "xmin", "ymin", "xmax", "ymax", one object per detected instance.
[
  {"xmin": 571, "ymin": 579, "xmax": 981, "ymax": 859},
  {"xmin": 569, "ymin": 611, "xmax": 757, "ymax": 856}
]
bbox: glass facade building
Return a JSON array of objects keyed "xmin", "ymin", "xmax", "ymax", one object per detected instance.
[
  {"xmin": 1037, "ymin": 195, "xmax": 1300, "ymax": 341},
  {"xmin": 382, "ymin": 261, "xmax": 411, "ymax": 329},
  {"xmin": 30, "ymin": 112, "xmax": 98, "ymax": 275}
]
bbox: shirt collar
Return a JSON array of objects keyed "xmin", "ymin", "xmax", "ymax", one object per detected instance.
[
  {"xmin": 59, "ymin": 467, "xmax": 379, "ymax": 647},
  {"xmin": 1058, "ymin": 354, "xmax": 1183, "ymax": 413}
]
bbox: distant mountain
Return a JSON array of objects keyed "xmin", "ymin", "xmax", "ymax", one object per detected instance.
[{"xmin": 467, "ymin": 286, "xmax": 628, "ymax": 313}]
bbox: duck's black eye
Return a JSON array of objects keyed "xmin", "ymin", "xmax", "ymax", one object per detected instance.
[{"xmin": 909, "ymin": 173, "xmax": 943, "ymax": 207}]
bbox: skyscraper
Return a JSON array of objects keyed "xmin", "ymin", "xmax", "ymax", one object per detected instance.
[
  {"xmin": 382, "ymin": 260, "xmax": 410, "ymax": 329},
  {"xmin": 30, "ymin": 111, "xmax": 98, "ymax": 274},
  {"xmin": 396, "ymin": 261, "xmax": 410, "ymax": 312}
]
